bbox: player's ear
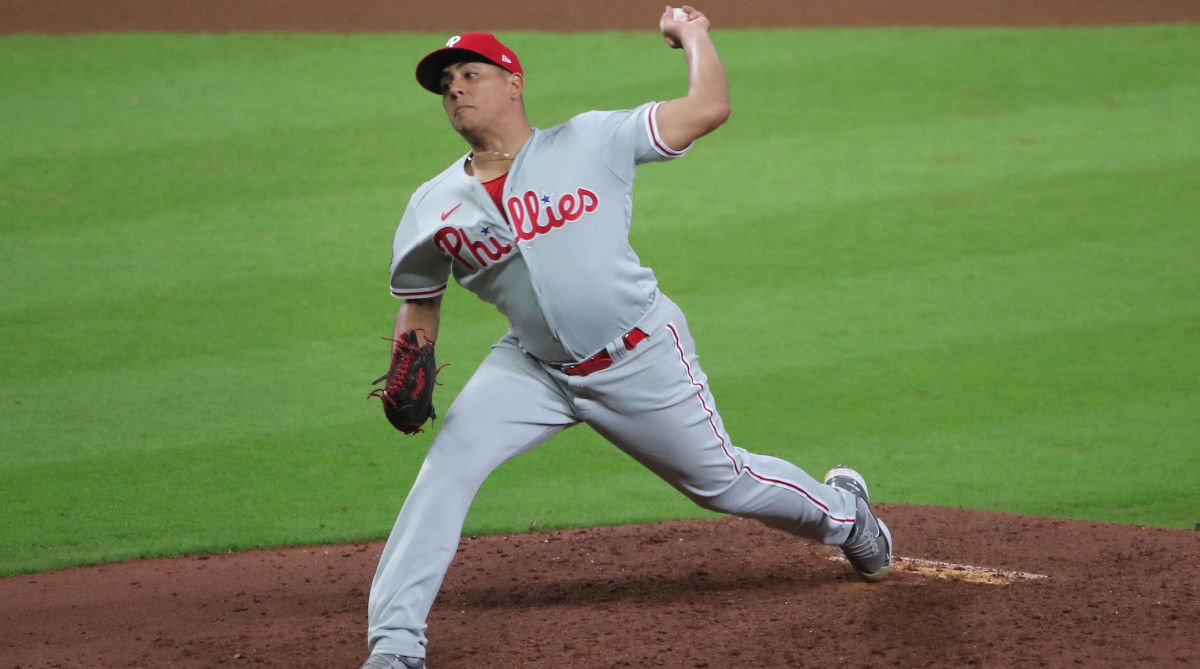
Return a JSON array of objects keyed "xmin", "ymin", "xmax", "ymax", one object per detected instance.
[{"xmin": 508, "ymin": 71, "xmax": 525, "ymax": 98}]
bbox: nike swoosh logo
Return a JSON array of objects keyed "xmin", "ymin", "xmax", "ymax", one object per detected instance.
[{"xmin": 441, "ymin": 203, "xmax": 462, "ymax": 220}]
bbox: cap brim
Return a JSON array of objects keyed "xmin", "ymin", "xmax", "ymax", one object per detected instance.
[{"xmin": 415, "ymin": 48, "xmax": 503, "ymax": 94}]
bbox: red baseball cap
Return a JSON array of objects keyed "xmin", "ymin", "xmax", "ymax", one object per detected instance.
[{"xmin": 415, "ymin": 33, "xmax": 523, "ymax": 94}]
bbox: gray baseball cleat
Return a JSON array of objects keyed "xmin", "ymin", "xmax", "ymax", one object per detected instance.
[
  {"xmin": 360, "ymin": 654, "xmax": 426, "ymax": 669},
  {"xmin": 824, "ymin": 465, "xmax": 893, "ymax": 582}
]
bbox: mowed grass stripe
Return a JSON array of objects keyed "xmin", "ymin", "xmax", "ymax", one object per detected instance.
[{"xmin": 1, "ymin": 26, "xmax": 1197, "ymax": 575}]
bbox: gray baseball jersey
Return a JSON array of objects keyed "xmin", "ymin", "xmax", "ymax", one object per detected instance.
[
  {"xmin": 368, "ymin": 101, "xmax": 861, "ymax": 661},
  {"xmin": 389, "ymin": 101, "xmax": 685, "ymax": 363}
]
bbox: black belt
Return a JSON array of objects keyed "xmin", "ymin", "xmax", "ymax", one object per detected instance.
[{"xmin": 552, "ymin": 328, "xmax": 648, "ymax": 377}]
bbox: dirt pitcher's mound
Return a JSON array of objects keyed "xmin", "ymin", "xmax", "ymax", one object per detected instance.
[{"xmin": 2, "ymin": 505, "xmax": 1198, "ymax": 668}]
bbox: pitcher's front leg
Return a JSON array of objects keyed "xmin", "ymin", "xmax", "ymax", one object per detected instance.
[{"xmin": 367, "ymin": 338, "xmax": 576, "ymax": 659}]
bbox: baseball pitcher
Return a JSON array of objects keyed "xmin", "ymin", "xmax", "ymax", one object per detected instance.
[{"xmin": 362, "ymin": 7, "xmax": 892, "ymax": 668}]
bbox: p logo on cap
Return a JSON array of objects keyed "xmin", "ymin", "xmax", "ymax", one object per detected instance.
[{"xmin": 415, "ymin": 33, "xmax": 523, "ymax": 94}]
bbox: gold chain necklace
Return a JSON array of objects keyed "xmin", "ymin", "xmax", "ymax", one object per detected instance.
[{"xmin": 467, "ymin": 151, "xmax": 515, "ymax": 164}]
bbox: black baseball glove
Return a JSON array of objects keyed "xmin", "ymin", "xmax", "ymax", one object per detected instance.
[{"xmin": 369, "ymin": 330, "xmax": 437, "ymax": 435}]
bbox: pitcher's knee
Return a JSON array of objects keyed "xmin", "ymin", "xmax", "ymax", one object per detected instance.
[
  {"xmin": 683, "ymin": 478, "xmax": 746, "ymax": 515},
  {"xmin": 680, "ymin": 468, "xmax": 816, "ymax": 526}
]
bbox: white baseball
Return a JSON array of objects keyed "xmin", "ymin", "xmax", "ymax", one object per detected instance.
[{"xmin": 661, "ymin": 7, "xmax": 689, "ymax": 34}]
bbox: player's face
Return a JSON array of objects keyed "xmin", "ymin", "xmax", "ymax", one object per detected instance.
[{"xmin": 439, "ymin": 61, "xmax": 517, "ymax": 134}]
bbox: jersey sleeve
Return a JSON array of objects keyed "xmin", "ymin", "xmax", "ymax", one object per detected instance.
[
  {"xmin": 590, "ymin": 102, "xmax": 692, "ymax": 181},
  {"xmin": 388, "ymin": 193, "xmax": 452, "ymax": 300}
]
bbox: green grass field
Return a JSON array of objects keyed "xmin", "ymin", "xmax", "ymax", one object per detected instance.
[{"xmin": 2, "ymin": 26, "xmax": 1197, "ymax": 577}]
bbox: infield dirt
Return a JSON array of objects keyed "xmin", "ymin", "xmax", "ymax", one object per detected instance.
[
  {"xmin": 2, "ymin": 1, "xmax": 1199, "ymax": 667},
  {"xmin": 3, "ymin": 507, "xmax": 1198, "ymax": 667}
]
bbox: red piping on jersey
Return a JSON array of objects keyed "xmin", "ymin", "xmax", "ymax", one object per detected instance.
[
  {"xmin": 390, "ymin": 284, "xmax": 447, "ymax": 299},
  {"xmin": 647, "ymin": 102, "xmax": 687, "ymax": 158},
  {"xmin": 664, "ymin": 322, "xmax": 852, "ymax": 524}
]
